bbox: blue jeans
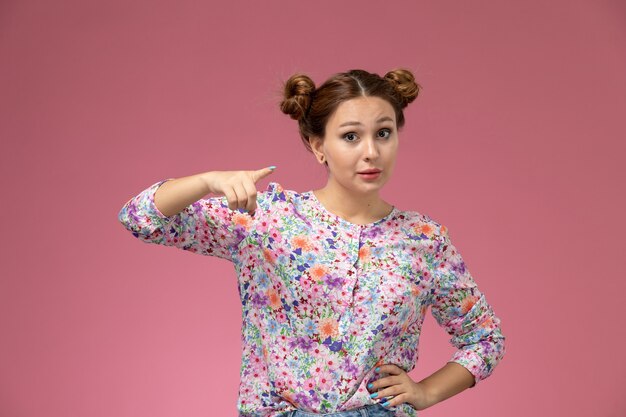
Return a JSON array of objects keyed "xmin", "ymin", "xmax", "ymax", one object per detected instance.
[{"xmin": 280, "ymin": 403, "xmax": 395, "ymax": 416}]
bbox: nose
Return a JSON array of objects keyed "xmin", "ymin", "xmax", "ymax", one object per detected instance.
[{"xmin": 363, "ymin": 136, "xmax": 380, "ymax": 160}]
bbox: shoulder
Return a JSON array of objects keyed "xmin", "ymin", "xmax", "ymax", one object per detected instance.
[
  {"xmin": 255, "ymin": 181, "xmax": 305, "ymax": 210},
  {"xmin": 395, "ymin": 208, "xmax": 449, "ymax": 241},
  {"xmin": 258, "ymin": 181, "xmax": 299, "ymax": 199}
]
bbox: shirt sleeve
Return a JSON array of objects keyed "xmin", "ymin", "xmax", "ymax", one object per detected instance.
[
  {"xmin": 117, "ymin": 179, "xmax": 258, "ymax": 262},
  {"xmin": 428, "ymin": 225, "xmax": 506, "ymax": 388}
]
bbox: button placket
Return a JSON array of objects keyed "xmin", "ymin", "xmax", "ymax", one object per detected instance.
[
  {"xmin": 347, "ymin": 225, "xmax": 364, "ymax": 306},
  {"xmin": 335, "ymin": 225, "xmax": 360, "ymax": 321},
  {"xmin": 336, "ymin": 261, "xmax": 358, "ymax": 334}
]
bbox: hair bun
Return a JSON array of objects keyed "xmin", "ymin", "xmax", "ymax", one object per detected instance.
[
  {"xmin": 280, "ymin": 74, "xmax": 315, "ymax": 121},
  {"xmin": 384, "ymin": 68, "xmax": 421, "ymax": 108}
]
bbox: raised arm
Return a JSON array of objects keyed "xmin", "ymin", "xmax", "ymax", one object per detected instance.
[
  {"xmin": 153, "ymin": 172, "xmax": 213, "ymax": 217},
  {"xmin": 155, "ymin": 168, "xmax": 275, "ymax": 216},
  {"xmin": 118, "ymin": 167, "xmax": 276, "ymax": 261}
]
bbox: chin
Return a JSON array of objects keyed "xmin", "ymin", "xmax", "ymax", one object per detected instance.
[{"xmin": 360, "ymin": 181, "xmax": 385, "ymax": 192}]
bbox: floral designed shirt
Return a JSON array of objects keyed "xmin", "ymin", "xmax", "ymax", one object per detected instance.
[{"xmin": 118, "ymin": 180, "xmax": 506, "ymax": 417}]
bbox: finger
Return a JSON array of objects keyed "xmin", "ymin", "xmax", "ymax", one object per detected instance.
[
  {"xmin": 371, "ymin": 381, "xmax": 401, "ymax": 400},
  {"xmin": 233, "ymin": 184, "xmax": 249, "ymax": 211},
  {"xmin": 223, "ymin": 186, "xmax": 238, "ymax": 211},
  {"xmin": 379, "ymin": 392, "xmax": 407, "ymax": 409},
  {"xmin": 377, "ymin": 364, "xmax": 403, "ymax": 375},
  {"xmin": 241, "ymin": 180, "xmax": 258, "ymax": 213},
  {"xmin": 372, "ymin": 374, "xmax": 400, "ymax": 389},
  {"xmin": 252, "ymin": 166, "xmax": 276, "ymax": 183}
]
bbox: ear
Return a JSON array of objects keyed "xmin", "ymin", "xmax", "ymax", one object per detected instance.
[{"xmin": 309, "ymin": 136, "xmax": 325, "ymax": 162}]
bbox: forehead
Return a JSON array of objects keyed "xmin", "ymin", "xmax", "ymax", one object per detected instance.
[{"xmin": 328, "ymin": 96, "xmax": 396, "ymax": 126}]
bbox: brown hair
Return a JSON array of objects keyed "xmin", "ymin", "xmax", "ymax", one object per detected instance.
[{"xmin": 280, "ymin": 69, "xmax": 421, "ymax": 153}]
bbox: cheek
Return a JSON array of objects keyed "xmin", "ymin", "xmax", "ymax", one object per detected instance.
[
  {"xmin": 329, "ymin": 151, "xmax": 357, "ymax": 167},
  {"xmin": 385, "ymin": 143, "xmax": 399, "ymax": 160}
]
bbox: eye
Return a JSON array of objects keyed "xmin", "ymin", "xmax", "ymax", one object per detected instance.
[
  {"xmin": 377, "ymin": 128, "xmax": 392, "ymax": 139},
  {"xmin": 343, "ymin": 132, "xmax": 358, "ymax": 142}
]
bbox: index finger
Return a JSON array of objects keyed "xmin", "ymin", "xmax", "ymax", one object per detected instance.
[{"xmin": 252, "ymin": 166, "xmax": 276, "ymax": 183}]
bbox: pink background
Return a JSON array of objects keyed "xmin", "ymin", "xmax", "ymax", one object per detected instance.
[{"xmin": 1, "ymin": 1, "xmax": 625, "ymax": 416}]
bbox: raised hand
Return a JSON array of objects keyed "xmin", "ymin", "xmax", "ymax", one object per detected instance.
[{"xmin": 205, "ymin": 166, "xmax": 276, "ymax": 214}]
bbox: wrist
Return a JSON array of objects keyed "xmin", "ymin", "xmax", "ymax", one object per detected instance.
[
  {"xmin": 414, "ymin": 380, "xmax": 440, "ymax": 409},
  {"xmin": 199, "ymin": 171, "xmax": 216, "ymax": 194}
]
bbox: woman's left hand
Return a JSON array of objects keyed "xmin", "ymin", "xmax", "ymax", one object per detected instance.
[{"xmin": 367, "ymin": 363, "xmax": 433, "ymax": 411}]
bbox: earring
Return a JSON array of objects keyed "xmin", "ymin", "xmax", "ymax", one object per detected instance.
[{"xmin": 320, "ymin": 155, "xmax": 325, "ymax": 164}]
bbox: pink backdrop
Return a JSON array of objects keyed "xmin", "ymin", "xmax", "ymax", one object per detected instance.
[{"xmin": 1, "ymin": 1, "xmax": 625, "ymax": 416}]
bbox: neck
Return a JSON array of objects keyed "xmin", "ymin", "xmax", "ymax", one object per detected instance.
[{"xmin": 313, "ymin": 180, "xmax": 392, "ymax": 224}]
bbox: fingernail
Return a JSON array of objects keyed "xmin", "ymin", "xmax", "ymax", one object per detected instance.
[
  {"xmin": 375, "ymin": 367, "xmax": 380, "ymax": 372},
  {"xmin": 381, "ymin": 401, "xmax": 390, "ymax": 407},
  {"xmin": 268, "ymin": 166, "xmax": 276, "ymax": 170},
  {"xmin": 370, "ymin": 393, "xmax": 378, "ymax": 398},
  {"xmin": 367, "ymin": 383, "xmax": 373, "ymax": 389}
]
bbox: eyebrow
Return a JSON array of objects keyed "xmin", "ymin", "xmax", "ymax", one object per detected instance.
[{"xmin": 338, "ymin": 116, "xmax": 394, "ymax": 127}]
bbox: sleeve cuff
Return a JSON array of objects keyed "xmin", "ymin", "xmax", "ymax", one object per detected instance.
[
  {"xmin": 146, "ymin": 179, "xmax": 176, "ymax": 220},
  {"xmin": 449, "ymin": 349, "xmax": 488, "ymax": 388}
]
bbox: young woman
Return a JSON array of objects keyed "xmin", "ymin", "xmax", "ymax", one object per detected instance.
[{"xmin": 118, "ymin": 69, "xmax": 506, "ymax": 417}]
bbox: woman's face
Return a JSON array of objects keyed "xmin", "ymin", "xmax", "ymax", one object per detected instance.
[{"xmin": 310, "ymin": 95, "xmax": 399, "ymax": 195}]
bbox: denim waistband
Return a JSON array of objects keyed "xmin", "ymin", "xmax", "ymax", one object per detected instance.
[{"xmin": 283, "ymin": 402, "xmax": 395, "ymax": 416}]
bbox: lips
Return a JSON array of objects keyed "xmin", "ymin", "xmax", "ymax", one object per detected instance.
[{"xmin": 358, "ymin": 169, "xmax": 382, "ymax": 174}]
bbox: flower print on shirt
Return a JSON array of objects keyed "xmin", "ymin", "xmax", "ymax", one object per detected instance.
[
  {"xmin": 118, "ymin": 180, "xmax": 506, "ymax": 417},
  {"xmin": 427, "ymin": 228, "xmax": 506, "ymax": 386},
  {"xmin": 118, "ymin": 179, "xmax": 255, "ymax": 261}
]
